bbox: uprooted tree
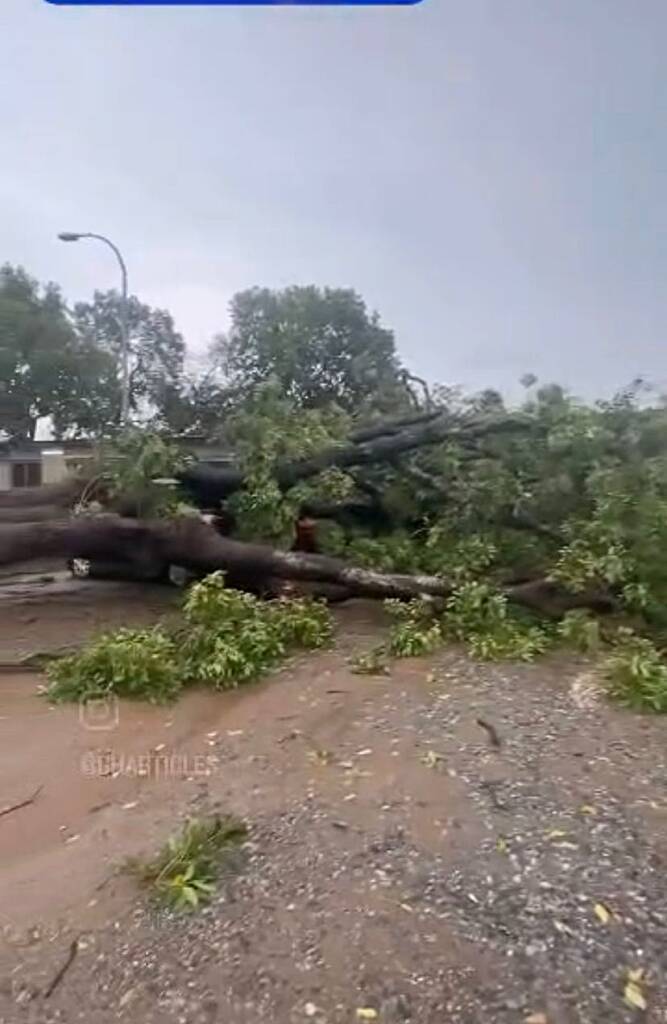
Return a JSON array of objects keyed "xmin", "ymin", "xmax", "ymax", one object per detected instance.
[
  {"xmin": 6, "ymin": 373, "xmax": 667, "ymax": 709},
  {"xmin": 2, "ymin": 377, "xmax": 667, "ymax": 631}
]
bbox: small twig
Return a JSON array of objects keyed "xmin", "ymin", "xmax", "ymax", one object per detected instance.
[
  {"xmin": 476, "ymin": 718, "xmax": 502, "ymax": 749},
  {"xmin": 88, "ymin": 800, "xmax": 112, "ymax": 815},
  {"xmin": 479, "ymin": 780, "xmax": 509, "ymax": 812},
  {"xmin": 42, "ymin": 939, "xmax": 78, "ymax": 999},
  {"xmin": 278, "ymin": 729, "xmax": 302, "ymax": 744},
  {"xmin": 94, "ymin": 868, "xmax": 118, "ymax": 892},
  {"xmin": 0, "ymin": 784, "xmax": 44, "ymax": 820}
]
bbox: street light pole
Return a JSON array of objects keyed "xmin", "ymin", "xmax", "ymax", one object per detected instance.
[{"xmin": 58, "ymin": 232, "xmax": 130, "ymax": 425}]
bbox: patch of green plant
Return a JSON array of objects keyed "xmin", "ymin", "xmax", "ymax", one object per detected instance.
[
  {"xmin": 557, "ymin": 610, "xmax": 601, "ymax": 654},
  {"xmin": 46, "ymin": 627, "xmax": 181, "ymax": 704},
  {"xmin": 423, "ymin": 527, "xmax": 498, "ymax": 582},
  {"xmin": 180, "ymin": 572, "xmax": 332, "ymax": 689},
  {"xmin": 385, "ymin": 598, "xmax": 443, "ymax": 657},
  {"xmin": 225, "ymin": 383, "xmax": 352, "ymax": 543},
  {"xmin": 131, "ymin": 815, "xmax": 247, "ymax": 911},
  {"xmin": 100, "ymin": 428, "xmax": 192, "ymax": 518},
  {"xmin": 350, "ymin": 645, "xmax": 390, "ymax": 675},
  {"xmin": 464, "ymin": 622, "xmax": 550, "ymax": 662},
  {"xmin": 344, "ymin": 533, "xmax": 422, "ymax": 574},
  {"xmin": 604, "ymin": 629, "xmax": 667, "ymax": 712},
  {"xmin": 267, "ymin": 596, "xmax": 333, "ymax": 648},
  {"xmin": 442, "ymin": 582, "xmax": 550, "ymax": 662},
  {"xmin": 47, "ymin": 573, "xmax": 334, "ymax": 702}
]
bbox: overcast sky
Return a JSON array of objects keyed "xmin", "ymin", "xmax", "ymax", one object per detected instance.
[{"xmin": 2, "ymin": 0, "xmax": 665, "ymax": 399}]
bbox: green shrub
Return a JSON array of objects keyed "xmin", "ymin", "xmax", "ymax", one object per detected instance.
[
  {"xmin": 389, "ymin": 621, "xmax": 443, "ymax": 657},
  {"xmin": 46, "ymin": 572, "xmax": 334, "ymax": 701},
  {"xmin": 465, "ymin": 622, "xmax": 550, "ymax": 662},
  {"xmin": 267, "ymin": 596, "xmax": 333, "ymax": 649},
  {"xmin": 604, "ymin": 629, "xmax": 667, "ymax": 712},
  {"xmin": 131, "ymin": 815, "xmax": 247, "ymax": 911},
  {"xmin": 180, "ymin": 573, "xmax": 332, "ymax": 689},
  {"xmin": 557, "ymin": 609, "xmax": 601, "ymax": 654},
  {"xmin": 46, "ymin": 627, "xmax": 181, "ymax": 704},
  {"xmin": 181, "ymin": 622, "xmax": 287, "ymax": 688},
  {"xmin": 385, "ymin": 598, "xmax": 443, "ymax": 657},
  {"xmin": 350, "ymin": 645, "xmax": 390, "ymax": 675},
  {"xmin": 442, "ymin": 582, "xmax": 550, "ymax": 662}
]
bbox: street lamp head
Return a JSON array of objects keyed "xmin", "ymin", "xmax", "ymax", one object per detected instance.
[{"xmin": 58, "ymin": 232, "xmax": 83, "ymax": 242}]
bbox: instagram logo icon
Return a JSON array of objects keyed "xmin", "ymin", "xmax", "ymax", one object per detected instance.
[{"xmin": 79, "ymin": 694, "xmax": 120, "ymax": 731}]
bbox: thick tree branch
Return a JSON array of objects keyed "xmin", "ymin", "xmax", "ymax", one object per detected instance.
[
  {"xmin": 349, "ymin": 410, "xmax": 441, "ymax": 443},
  {"xmin": 0, "ymin": 515, "xmax": 613, "ymax": 617},
  {"xmin": 180, "ymin": 412, "xmax": 532, "ymax": 503}
]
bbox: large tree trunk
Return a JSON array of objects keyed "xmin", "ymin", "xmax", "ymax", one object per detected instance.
[
  {"xmin": 0, "ymin": 478, "xmax": 85, "ymax": 511},
  {"xmin": 0, "ymin": 515, "xmax": 612, "ymax": 617}
]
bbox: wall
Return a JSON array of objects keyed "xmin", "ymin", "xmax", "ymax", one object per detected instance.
[
  {"xmin": 0, "ymin": 462, "xmax": 11, "ymax": 491},
  {"xmin": 41, "ymin": 451, "xmax": 67, "ymax": 485}
]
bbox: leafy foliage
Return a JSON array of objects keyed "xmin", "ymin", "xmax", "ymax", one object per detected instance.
[
  {"xmin": 350, "ymin": 646, "xmax": 391, "ymax": 675},
  {"xmin": 73, "ymin": 290, "xmax": 185, "ymax": 421},
  {"xmin": 47, "ymin": 572, "xmax": 333, "ymax": 702},
  {"xmin": 224, "ymin": 382, "xmax": 353, "ymax": 543},
  {"xmin": 385, "ymin": 598, "xmax": 443, "ymax": 657},
  {"xmin": 441, "ymin": 583, "xmax": 550, "ymax": 661},
  {"xmin": 0, "ymin": 264, "xmax": 118, "ymax": 439},
  {"xmin": 99, "ymin": 428, "xmax": 193, "ymax": 517},
  {"xmin": 214, "ymin": 285, "xmax": 409, "ymax": 413},
  {"xmin": 382, "ymin": 585, "xmax": 550, "ymax": 664},
  {"xmin": 132, "ymin": 815, "xmax": 247, "ymax": 911},
  {"xmin": 557, "ymin": 610, "xmax": 601, "ymax": 654},
  {"xmin": 181, "ymin": 572, "xmax": 332, "ymax": 688},
  {"xmin": 46, "ymin": 627, "xmax": 181, "ymax": 704},
  {"xmin": 604, "ymin": 630, "xmax": 667, "ymax": 712}
]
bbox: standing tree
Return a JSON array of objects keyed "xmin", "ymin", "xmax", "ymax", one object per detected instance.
[
  {"xmin": 73, "ymin": 290, "xmax": 185, "ymax": 422},
  {"xmin": 0, "ymin": 264, "xmax": 118, "ymax": 439},
  {"xmin": 213, "ymin": 286, "xmax": 411, "ymax": 414}
]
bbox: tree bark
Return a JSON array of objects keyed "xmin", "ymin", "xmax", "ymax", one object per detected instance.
[
  {"xmin": 0, "ymin": 515, "xmax": 613, "ymax": 617},
  {"xmin": 179, "ymin": 412, "xmax": 531, "ymax": 503},
  {"xmin": 348, "ymin": 410, "xmax": 441, "ymax": 443},
  {"xmin": 0, "ymin": 477, "xmax": 85, "ymax": 510},
  {"xmin": 0, "ymin": 505, "xmax": 71, "ymax": 524},
  {"xmin": 0, "ymin": 412, "xmax": 531, "ymax": 522}
]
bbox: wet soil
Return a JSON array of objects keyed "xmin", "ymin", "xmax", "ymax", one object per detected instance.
[{"xmin": 0, "ymin": 578, "xmax": 665, "ymax": 1023}]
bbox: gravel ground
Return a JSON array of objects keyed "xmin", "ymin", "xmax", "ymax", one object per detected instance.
[{"xmin": 1, "ymin": 607, "xmax": 666, "ymax": 1024}]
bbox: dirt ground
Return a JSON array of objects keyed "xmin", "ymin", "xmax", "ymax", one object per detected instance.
[{"xmin": 0, "ymin": 575, "xmax": 666, "ymax": 1023}]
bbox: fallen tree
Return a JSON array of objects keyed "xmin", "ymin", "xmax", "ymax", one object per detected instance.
[
  {"xmin": 0, "ymin": 410, "xmax": 528, "ymax": 519},
  {"xmin": 0, "ymin": 515, "xmax": 614, "ymax": 617},
  {"xmin": 1, "ymin": 385, "xmax": 665, "ymax": 641},
  {"xmin": 177, "ymin": 410, "xmax": 531, "ymax": 504}
]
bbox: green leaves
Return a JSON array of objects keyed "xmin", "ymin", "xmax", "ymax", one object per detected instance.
[
  {"xmin": 0, "ymin": 263, "xmax": 118, "ymax": 439},
  {"xmin": 383, "ymin": 584, "xmax": 550, "ymax": 665},
  {"xmin": 181, "ymin": 576, "xmax": 332, "ymax": 690},
  {"xmin": 218, "ymin": 285, "xmax": 406, "ymax": 414},
  {"xmin": 133, "ymin": 815, "xmax": 247, "ymax": 911},
  {"xmin": 442, "ymin": 583, "xmax": 550, "ymax": 662},
  {"xmin": 100, "ymin": 428, "xmax": 192, "ymax": 518},
  {"xmin": 46, "ymin": 572, "xmax": 333, "ymax": 702},
  {"xmin": 46, "ymin": 627, "xmax": 181, "ymax": 704},
  {"xmin": 224, "ymin": 381, "xmax": 353, "ymax": 543},
  {"xmin": 557, "ymin": 610, "xmax": 601, "ymax": 654},
  {"xmin": 604, "ymin": 630, "xmax": 667, "ymax": 713},
  {"xmin": 385, "ymin": 598, "xmax": 443, "ymax": 658}
]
